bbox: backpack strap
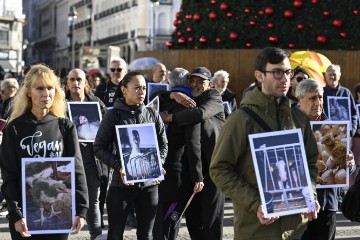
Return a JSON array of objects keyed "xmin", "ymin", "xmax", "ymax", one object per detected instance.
[{"xmin": 240, "ymin": 106, "xmax": 273, "ymax": 132}]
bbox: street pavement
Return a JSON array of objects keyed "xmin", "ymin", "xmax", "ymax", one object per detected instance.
[{"xmin": 0, "ymin": 200, "xmax": 359, "ymax": 240}]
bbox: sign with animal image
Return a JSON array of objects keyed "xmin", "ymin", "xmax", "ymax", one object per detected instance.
[
  {"xmin": 21, "ymin": 157, "xmax": 75, "ymax": 234},
  {"xmin": 67, "ymin": 102, "xmax": 102, "ymax": 142},
  {"xmin": 249, "ymin": 129, "xmax": 316, "ymax": 218},
  {"xmin": 115, "ymin": 123, "xmax": 164, "ymax": 184},
  {"xmin": 310, "ymin": 121, "xmax": 350, "ymax": 188}
]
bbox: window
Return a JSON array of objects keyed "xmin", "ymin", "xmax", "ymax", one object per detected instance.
[{"xmin": 0, "ymin": 30, "xmax": 9, "ymax": 47}]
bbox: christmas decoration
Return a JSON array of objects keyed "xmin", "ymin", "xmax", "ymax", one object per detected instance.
[
  {"xmin": 265, "ymin": 7, "xmax": 274, "ymax": 15},
  {"xmin": 199, "ymin": 36, "xmax": 207, "ymax": 43},
  {"xmin": 193, "ymin": 13, "xmax": 201, "ymax": 21},
  {"xmin": 284, "ymin": 10, "xmax": 294, "ymax": 18},
  {"xmin": 293, "ymin": 0, "xmax": 303, "ymax": 8},
  {"xmin": 332, "ymin": 19, "xmax": 343, "ymax": 28},
  {"xmin": 229, "ymin": 32, "xmax": 238, "ymax": 40},
  {"xmin": 220, "ymin": 3, "xmax": 229, "ymax": 11},
  {"xmin": 209, "ymin": 11, "xmax": 217, "ymax": 20},
  {"xmin": 317, "ymin": 35, "xmax": 327, "ymax": 44}
]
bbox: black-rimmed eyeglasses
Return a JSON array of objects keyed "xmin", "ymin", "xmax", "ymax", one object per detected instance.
[
  {"xmin": 110, "ymin": 68, "xmax": 123, "ymax": 73},
  {"xmin": 262, "ymin": 69, "xmax": 294, "ymax": 80}
]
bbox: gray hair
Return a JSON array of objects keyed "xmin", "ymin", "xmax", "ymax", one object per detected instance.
[
  {"xmin": 211, "ymin": 70, "xmax": 229, "ymax": 83},
  {"xmin": 168, "ymin": 68, "xmax": 189, "ymax": 88},
  {"xmin": 326, "ymin": 64, "xmax": 341, "ymax": 73},
  {"xmin": 110, "ymin": 57, "xmax": 127, "ymax": 66},
  {"xmin": 295, "ymin": 79, "xmax": 323, "ymax": 99},
  {"xmin": 1, "ymin": 78, "xmax": 19, "ymax": 90}
]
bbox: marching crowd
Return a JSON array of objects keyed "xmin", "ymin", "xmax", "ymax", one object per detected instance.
[{"xmin": 0, "ymin": 47, "xmax": 358, "ymax": 240}]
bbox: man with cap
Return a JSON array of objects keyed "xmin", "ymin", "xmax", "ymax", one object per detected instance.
[
  {"xmin": 287, "ymin": 66, "xmax": 309, "ymax": 102},
  {"xmin": 160, "ymin": 67, "xmax": 225, "ymax": 240}
]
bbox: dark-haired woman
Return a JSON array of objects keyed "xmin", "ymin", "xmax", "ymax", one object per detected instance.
[{"xmin": 94, "ymin": 71, "xmax": 168, "ymax": 240}]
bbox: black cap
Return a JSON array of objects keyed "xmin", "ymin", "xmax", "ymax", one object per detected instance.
[
  {"xmin": 190, "ymin": 67, "xmax": 211, "ymax": 80},
  {"xmin": 293, "ymin": 66, "xmax": 309, "ymax": 78}
]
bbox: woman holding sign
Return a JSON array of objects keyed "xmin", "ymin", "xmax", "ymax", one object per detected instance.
[
  {"xmin": 94, "ymin": 71, "xmax": 168, "ymax": 240},
  {"xmin": 0, "ymin": 64, "xmax": 88, "ymax": 239}
]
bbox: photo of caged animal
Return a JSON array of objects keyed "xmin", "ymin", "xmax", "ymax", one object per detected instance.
[
  {"xmin": 311, "ymin": 121, "xmax": 350, "ymax": 188},
  {"xmin": 23, "ymin": 159, "xmax": 74, "ymax": 232}
]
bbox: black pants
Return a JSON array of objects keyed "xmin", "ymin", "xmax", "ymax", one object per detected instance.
[
  {"xmin": 106, "ymin": 185, "xmax": 158, "ymax": 240},
  {"xmin": 153, "ymin": 202, "xmax": 185, "ymax": 240},
  {"xmin": 9, "ymin": 221, "xmax": 68, "ymax": 240},
  {"xmin": 184, "ymin": 177, "xmax": 225, "ymax": 240},
  {"xmin": 301, "ymin": 210, "xmax": 336, "ymax": 240}
]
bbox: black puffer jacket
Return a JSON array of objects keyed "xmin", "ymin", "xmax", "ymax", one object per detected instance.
[{"xmin": 93, "ymin": 98, "xmax": 168, "ymax": 188}]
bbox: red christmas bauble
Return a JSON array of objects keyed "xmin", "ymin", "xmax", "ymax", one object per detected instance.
[
  {"xmin": 354, "ymin": 10, "xmax": 359, "ymax": 15},
  {"xmin": 323, "ymin": 11, "xmax": 330, "ymax": 16},
  {"xmin": 250, "ymin": 20, "xmax": 256, "ymax": 26},
  {"xmin": 220, "ymin": 3, "xmax": 229, "ymax": 11},
  {"xmin": 269, "ymin": 36, "xmax": 279, "ymax": 43},
  {"xmin": 227, "ymin": 12, "xmax": 233, "ymax": 18},
  {"xmin": 340, "ymin": 32, "xmax": 347, "ymax": 38},
  {"xmin": 258, "ymin": 10, "xmax": 264, "ymax": 15},
  {"xmin": 177, "ymin": 31, "xmax": 182, "ymax": 37},
  {"xmin": 176, "ymin": 12, "xmax": 181, "ymax": 19},
  {"xmin": 288, "ymin": 43, "xmax": 295, "ymax": 48},
  {"xmin": 211, "ymin": 0, "xmax": 216, "ymax": 4},
  {"xmin": 245, "ymin": 42, "xmax": 252, "ymax": 47},
  {"xmin": 216, "ymin": 37, "xmax": 221, "ymax": 43},
  {"xmin": 178, "ymin": 37, "xmax": 186, "ymax": 44},
  {"xmin": 172, "ymin": 29, "xmax": 177, "ymax": 33},
  {"xmin": 193, "ymin": 13, "xmax": 201, "ymax": 21},
  {"xmin": 265, "ymin": 7, "xmax": 274, "ymax": 15},
  {"xmin": 267, "ymin": 23, "xmax": 274, "ymax": 28},
  {"xmin": 317, "ymin": 35, "xmax": 327, "ymax": 44},
  {"xmin": 166, "ymin": 41, "xmax": 173, "ymax": 47},
  {"xmin": 185, "ymin": 14, "xmax": 193, "ymax": 20},
  {"xmin": 188, "ymin": 37, "xmax": 194, "ymax": 42},
  {"xmin": 311, "ymin": 0, "xmax": 318, "ymax": 4},
  {"xmin": 293, "ymin": 0, "xmax": 303, "ymax": 8},
  {"xmin": 199, "ymin": 36, "xmax": 207, "ymax": 43},
  {"xmin": 229, "ymin": 32, "xmax": 238, "ymax": 40},
  {"xmin": 332, "ymin": 19, "xmax": 343, "ymax": 28},
  {"xmin": 297, "ymin": 24, "xmax": 304, "ymax": 29},
  {"xmin": 209, "ymin": 11, "xmax": 217, "ymax": 20},
  {"xmin": 244, "ymin": 8, "xmax": 251, "ymax": 13},
  {"xmin": 284, "ymin": 10, "xmax": 293, "ymax": 18},
  {"xmin": 187, "ymin": 27, "xmax": 192, "ymax": 32}
]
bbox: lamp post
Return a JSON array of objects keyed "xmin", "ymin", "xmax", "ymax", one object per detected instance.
[
  {"xmin": 68, "ymin": 7, "xmax": 78, "ymax": 69},
  {"xmin": 150, "ymin": 0, "xmax": 159, "ymax": 50}
]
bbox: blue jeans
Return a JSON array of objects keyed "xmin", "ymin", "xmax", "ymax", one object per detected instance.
[
  {"xmin": 84, "ymin": 165, "xmax": 102, "ymax": 240},
  {"xmin": 106, "ymin": 185, "xmax": 158, "ymax": 240}
]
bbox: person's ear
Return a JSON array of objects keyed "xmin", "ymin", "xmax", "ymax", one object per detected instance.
[{"xmin": 254, "ymin": 70, "xmax": 264, "ymax": 83}]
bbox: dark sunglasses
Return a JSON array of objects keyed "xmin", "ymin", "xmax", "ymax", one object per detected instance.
[
  {"xmin": 110, "ymin": 68, "xmax": 123, "ymax": 73},
  {"xmin": 296, "ymin": 77, "xmax": 304, "ymax": 82}
]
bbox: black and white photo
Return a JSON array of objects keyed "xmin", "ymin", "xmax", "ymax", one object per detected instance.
[
  {"xmin": 21, "ymin": 157, "xmax": 75, "ymax": 234},
  {"xmin": 223, "ymin": 101, "xmax": 231, "ymax": 115},
  {"xmin": 327, "ymin": 96, "xmax": 351, "ymax": 122},
  {"xmin": 147, "ymin": 82, "xmax": 169, "ymax": 103},
  {"xmin": 146, "ymin": 96, "xmax": 160, "ymax": 112},
  {"xmin": 249, "ymin": 129, "xmax": 316, "ymax": 218},
  {"xmin": 67, "ymin": 102, "xmax": 102, "ymax": 142},
  {"xmin": 116, "ymin": 123, "xmax": 164, "ymax": 183}
]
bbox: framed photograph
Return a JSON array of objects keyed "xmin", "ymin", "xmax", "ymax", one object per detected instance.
[
  {"xmin": 249, "ymin": 129, "xmax": 316, "ymax": 218},
  {"xmin": 223, "ymin": 101, "xmax": 232, "ymax": 115},
  {"xmin": 356, "ymin": 104, "xmax": 360, "ymax": 127},
  {"xmin": 310, "ymin": 121, "xmax": 350, "ymax": 188},
  {"xmin": 22, "ymin": 157, "xmax": 75, "ymax": 234},
  {"xmin": 146, "ymin": 96, "xmax": 160, "ymax": 112},
  {"xmin": 327, "ymin": 96, "xmax": 351, "ymax": 122},
  {"xmin": 115, "ymin": 123, "xmax": 164, "ymax": 184},
  {"xmin": 147, "ymin": 82, "xmax": 169, "ymax": 103},
  {"xmin": 67, "ymin": 102, "xmax": 102, "ymax": 142}
]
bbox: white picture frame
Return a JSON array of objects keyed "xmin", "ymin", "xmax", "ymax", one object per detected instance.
[
  {"xmin": 67, "ymin": 102, "xmax": 102, "ymax": 142},
  {"xmin": 249, "ymin": 129, "xmax": 316, "ymax": 218},
  {"xmin": 147, "ymin": 82, "xmax": 169, "ymax": 103},
  {"xmin": 327, "ymin": 96, "xmax": 351, "ymax": 122},
  {"xmin": 223, "ymin": 101, "xmax": 232, "ymax": 114},
  {"xmin": 115, "ymin": 123, "xmax": 164, "ymax": 184},
  {"xmin": 21, "ymin": 157, "xmax": 75, "ymax": 234},
  {"xmin": 310, "ymin": 121, "xmax": 350, "ymax": 189},
  {"xmin": 146, "ymin": 96, "xmax": 160, "ymax": 112}
]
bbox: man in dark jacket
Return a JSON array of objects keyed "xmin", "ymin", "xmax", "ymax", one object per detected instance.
[
  {"xmin": 161, "ymin": 67, "xmax": 225, "ymax": 240},
  {"xmin": 154, "ymin": 68, "xmax": 204, "ymax": 240},
  {"xmin": 296, "ymin": 79, "xmax": 355, "ymax": 240},
  {"xmin": 66, "ymin": 68, "xmax": 107, "ymax": 240},
  {"xmin": 323, "ymin": 64, "xmax": 358, "ymax": 136}
]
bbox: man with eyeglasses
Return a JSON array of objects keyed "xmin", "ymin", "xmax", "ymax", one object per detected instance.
[
  {"xmin": 66, "ymin": 68, "xmax": 107, "ymax": 240},
  {"xmin": 95, "ymin": 57, "xmax": 128, "ymax": 107},
  {"xmin": 210, "ymin": 47, "xmax": 320, "ymax": 240},
  {"xmin": 287, "ymin": 66, "xmax": 309, "ymax": 102}
]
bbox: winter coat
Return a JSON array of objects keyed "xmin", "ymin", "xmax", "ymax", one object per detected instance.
[
  {"xmin": 93, "ymin": 98, "xmax": 168, "ymax": 189},
  {"xmin": 221, "ymin": 88, "xmax": 237, "ymax": 118},
  {"xmin": 0, "ymin": 112, "xmax": 88, "ymax": 223},
  {"xmin": 66, "ymin": 92, "xmax": 108, "ymax": 179},
  {"xmin": 210, "ymin": 87, "xmax": 318, "ymax": 240}
]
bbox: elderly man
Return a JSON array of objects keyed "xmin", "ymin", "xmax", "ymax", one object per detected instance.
[
  {"xmin": 95, "ymin": 57, "xmax": 128, "ymax": 107},
  {"xmin": 210, "ymin": 47, "xmax": 319, "ymax": 240},
  {"xmin": 296, "ymin": 79, "xmax": 355, "ymax": 240},
  {"xmin": 151, "ymin": 63, "xmax": 167, "ymax": 83},
  {"xmin": 66, "ymin": 68, "xmax": 107, "ymax": 240},
  {"xmin": 323, "ymin": 64, "xmax": 357, "ymax": 136},
  {"xmin": 0, "ymin": 78, "xmax": 19, "ymax": 119}
]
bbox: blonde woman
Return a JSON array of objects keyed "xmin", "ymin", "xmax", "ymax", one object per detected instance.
[{"xmin": 0, "ymin": 64, "xmax": 88, "ymax": 239}]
